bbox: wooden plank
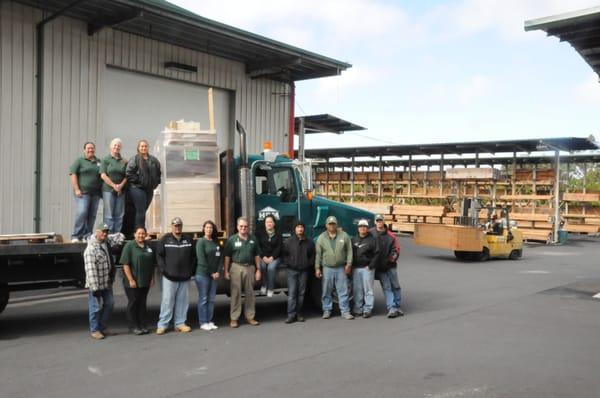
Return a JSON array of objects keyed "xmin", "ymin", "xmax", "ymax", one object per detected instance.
[
  {"xmin": 445, "ymin": 168, "xmax": 500, "ymax": 180},
  {"xmin": 414, "ymin": 224, "xmax": 483, "ymax": 251},
  {"xmin": 519, "ymin": 228, "xmax": 552, "ymax": 242},
  {"xmin": 510, "ymin": 213, "xmax": 551, "ymax": 222},
  {"xmin": 564, "ymin": 224, "xmax": 600, "ymax": 233},
  {"xmin": 391, "ymin": 222, "xmax": 415, "ymax": 233},
  {"xmin": 562, "ymin": 193, "xmax": 600, "ymax": 202},
  {"xmin": 499, "ymin": 194, "xmax": 553, "ymax": 201}
]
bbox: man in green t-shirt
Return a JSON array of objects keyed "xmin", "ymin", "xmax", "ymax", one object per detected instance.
[
  {"xmin": 69, "ymin": 142, "xmax": 102, "ymax": 242},
  {"xmin": 224, "ymin": 217, "xmax": 261, "ymax": 328}
]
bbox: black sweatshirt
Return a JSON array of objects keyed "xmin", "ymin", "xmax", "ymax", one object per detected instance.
[
  {"xmin": 351, "ymin": 234, "xmax": 379, "ymax": 270},
  {"xmin": 282, "ymin": 235, "xmax": 315, "ymax": 271},
  {"xmin": 256, "ymin": 229, "xmax": 282, "ymax": 259},
  {"xmin": 156, "ymin": 233, "xmax": 196, "ymax": 281}
]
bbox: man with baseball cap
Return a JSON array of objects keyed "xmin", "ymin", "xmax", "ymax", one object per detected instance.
[
  {"xmin": 370, "ymin": 214, "xmax": 403, "ymax": 318},
  {"xmin": 351, "ymin": 219, "xmax": 379, "ymax": 318},
  {"xmin": 315, "ymin": 216, "xmax": 354, "ymax": 319},
  {"xmin": 83, "ymin": 222, "xmax": 124, "ymax": 339},
  {"xmin": 156, "ymin": 217, "xmax": 196, "ymax": 334}
]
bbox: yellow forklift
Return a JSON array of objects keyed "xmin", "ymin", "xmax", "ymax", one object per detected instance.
[{"xmin": 415, "ymin": 197, "xmax": 524, "ymax": 261}]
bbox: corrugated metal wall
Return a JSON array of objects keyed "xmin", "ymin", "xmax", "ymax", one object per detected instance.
[{"xmin": 0, "ymin": 1, "xmax": 291, "ymax": 236}]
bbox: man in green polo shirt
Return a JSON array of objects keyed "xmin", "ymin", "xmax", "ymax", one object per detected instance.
[
  {"xmin": 224, "ymin": 217, "xmax": 261, "ymax": 328},
  {"xmin": 315, "ymin": 216, "xmax": 354, "ymax": 320}
]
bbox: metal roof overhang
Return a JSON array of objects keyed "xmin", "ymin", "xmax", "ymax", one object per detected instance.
[
  {"xmin": 17, "ymin": 0, "xmax": 351, "ymax": 82},
  {"xmin": 314, "ymin": 154, "xmax": 600, "ymax": 168},
  {"xmin": 525, "ymin": 6, "xmax": 600, "ymax": 78},
  {"xmin": 294, "ymin": 114, "xmax": 366, "ymax": 135},
  {"xmin": 305, "ymin": 137, "xmax": 599, "ymax": 159}
]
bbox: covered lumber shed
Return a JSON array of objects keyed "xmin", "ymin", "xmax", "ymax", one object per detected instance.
[{"xmin": 307, "ymin": 137, "xmax": 599, "ymax": 243}]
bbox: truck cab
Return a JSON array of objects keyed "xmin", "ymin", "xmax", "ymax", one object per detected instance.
[{"xmin": 248, "ymin": 154, "xmax": 372, "ymax": 239}]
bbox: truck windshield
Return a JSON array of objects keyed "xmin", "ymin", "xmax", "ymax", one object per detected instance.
[{"xmin": 255, "ymin": 167, "xmax": 297, "ymax": 203}]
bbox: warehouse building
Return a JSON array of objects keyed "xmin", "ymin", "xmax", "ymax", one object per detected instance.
[{"xmin": 0, "ymin": 0, "xmax": 350, "ymax": 236}]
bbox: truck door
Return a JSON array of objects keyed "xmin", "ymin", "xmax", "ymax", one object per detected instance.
[{"xmin": 253, "ymin": 163, "xmax": 302, "ymax": 237}]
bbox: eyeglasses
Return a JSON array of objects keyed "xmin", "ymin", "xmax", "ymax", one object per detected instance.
[{"xmin": 239, "ymin": 225, "xmax": 249, "ymax": 228}]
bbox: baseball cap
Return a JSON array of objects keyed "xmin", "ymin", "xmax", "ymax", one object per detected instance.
[
  {"xmin": 357, "ymin": 219, "xmax": 369, "ymax": 227},
  {"xmin": 374, "ymin": 214, "xmax": 384, "ymax": 221},
  {"xmin": 171, "ymin": 217, "xmax": 183, "ymax": 225},
  {"xmin": 326, "ymin": 216, "xmax": 338, "ymax": 225},
  {"xmin": 95, "ymin": 222, "xmax": 109, "ymax": 231}
]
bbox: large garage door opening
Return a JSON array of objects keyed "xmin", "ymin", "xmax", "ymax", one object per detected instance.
[{"xmin": 101, "ymin": 67, "xmax": 233, "ymax": 157}]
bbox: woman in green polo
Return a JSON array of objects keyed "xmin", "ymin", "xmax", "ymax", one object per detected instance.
[
  {"xmin": 69, "ymin": 142, "xmax": 102, "ymax": 242},
  {"xmin": 120, "ymin": 227, "xmax": 156, "ymax": 335},
  {"xmin": 195, "ymin": 220, "xmax": 223, "ymax": 331}
]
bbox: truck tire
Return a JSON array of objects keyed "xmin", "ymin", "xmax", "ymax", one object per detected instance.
[
  {"xmin": 0, "ymin": 283, "xmax": 9, "ymax": 315},
  {"xmin": 308, "ymin": 277, "xmax": 323, "ymax": 311}
]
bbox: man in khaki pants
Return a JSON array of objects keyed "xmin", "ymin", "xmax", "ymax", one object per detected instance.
[{"xmin": 224, "ymin": 217, "xmax": 262, "ymax": 328}]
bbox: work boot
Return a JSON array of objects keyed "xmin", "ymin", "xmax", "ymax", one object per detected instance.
[
  {"xmin": 229, "ymin": 319, "xmax": 239, "ymax": 328},
  {"xmin": 155, "ymin": 327, "xmax": 167, "ymax": 335},
  {"xmin": 90, "ymin": 331, "xmax": 105, "ymax": 340},
  {"xmin": 362, "ymin": 312, "xmax": 372, "ymax": 319},
  {"xmin": 322, "ymin": 311, "xmax": 332, "ymax": 319},
  {"xmin": 247, "ymin": 318, "xmax": 260, "ymax": 326},
  {"xmin": 175, "ymin": 324, "xmax": 192, "ymax": 333},
  {"xmin": 285, "ymin": 316, "xmax": 296, "ymax": 324}
]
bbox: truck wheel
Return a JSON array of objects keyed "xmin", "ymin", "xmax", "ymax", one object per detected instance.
[
  {"xmin": 509, "ymin": 249, "xmax": 522, "ymax": 260},
  {"xmin": 477, "ymin": 247, "xmax": 490, "ymax": 262},
  {"xmin": 308, "ymin": 277, "xmax": 323, "ymax": 310},
  {"xmin": 0, "ymin": 283, "xmax": 9, "ymax": 315}
]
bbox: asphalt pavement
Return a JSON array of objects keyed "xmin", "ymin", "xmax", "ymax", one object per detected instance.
[{"xmin": 1, "ymin": 235, "xmax": 600, "ymax": 398}]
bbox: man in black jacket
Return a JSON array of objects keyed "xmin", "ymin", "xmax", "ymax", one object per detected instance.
[
  {"xmin": 370, "ymin": 214, "xmax": 403, "ymax": 318},
  {"xmin": 156, "ymin": 217, "xmax": 196, "ymax": 334},
  {"xmin": 282, "ymin": 221, "xmax": 315, "ymax": 323},
  {"xmin": 352, "ymin": 219, "xmax": 379, "ymax": 318}
]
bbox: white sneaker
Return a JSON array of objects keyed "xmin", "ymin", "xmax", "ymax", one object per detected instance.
[
  {"xmin": 71, "ymin": 238, "xmax": 80, "ymax": 243},
  {"xmin": 208, "ymin": 322, "xmax": 218, "ymax": 330},
  {"xmin": 260, "ymin": 286, "xmax": 267, "ymax": 295},
  {"xmin": 267, "ymin": 290, "xmax": 274, "ymax": 298},
  {"xmin": 200, "ymin": 323, "xmax": 212, "ymax": 331}
]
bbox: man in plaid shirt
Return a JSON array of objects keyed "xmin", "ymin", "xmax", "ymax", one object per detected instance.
[{"xmin": 84, "ymin": 223, "xmax": 124, "ymax": 340}]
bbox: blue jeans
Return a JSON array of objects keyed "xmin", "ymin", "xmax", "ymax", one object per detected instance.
[
  {"xmin": 194, "ymin": 274, "xmax": 217, "ymax": 324},
  {"xmin": 377, "ymin": 268, "xmax": 402, "ymax": 312},
  {"xmin": 260, "ymin": 258, "xmax": 280, "ymax": 290},
  {"xmin": 102, "ymin": 191, "xmax": 125, "ymax": 233},
  {"xmin": 321, "ymin": 266, "xmax": 350, "ymax": 314},
  {"xmin": 286, "ymin": 269, "xmax": 307, "ymax": 318},
  {"xmin": 157, "ymin": 276, "xmax": 190, "ymax": 329},
  {"xmin": 72, "ymin": 193, "xmax": 101, "ymax": 240},
  {"xmin": 128, "ymin": 186, "xmax": 153, "ymax": 229},
  {"xmin": 88, "ymin": 289, "xmax": 114, "ymax": 332},
  {"xmin": 352, "ymin": 267, "xmax": 375, "ymax": 314}
]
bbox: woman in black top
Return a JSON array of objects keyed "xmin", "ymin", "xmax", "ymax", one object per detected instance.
[
  {"xmin": 256, "ymin": 215, "xmax": 282, "ymax": 297},
  {"xmin": 125, "ymin": 139, "xmax": 161, "ymax": 229}
]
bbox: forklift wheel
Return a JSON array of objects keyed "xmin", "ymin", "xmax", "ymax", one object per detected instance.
[
  {"xmin": 477, "ymin": 247, "xmax": 490, "ymax": 262},
  {"xmin": 454, "ymin": 251, "xmax": 470, "ymax": 261},
  {"xmin": 509, "ymin": 249, "xmax": 523, "ymax": 260}
]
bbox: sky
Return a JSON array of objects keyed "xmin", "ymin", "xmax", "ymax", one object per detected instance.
[{"xmin": 170, "ymin": 0, "xmax": 600, "ymax": 150}]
